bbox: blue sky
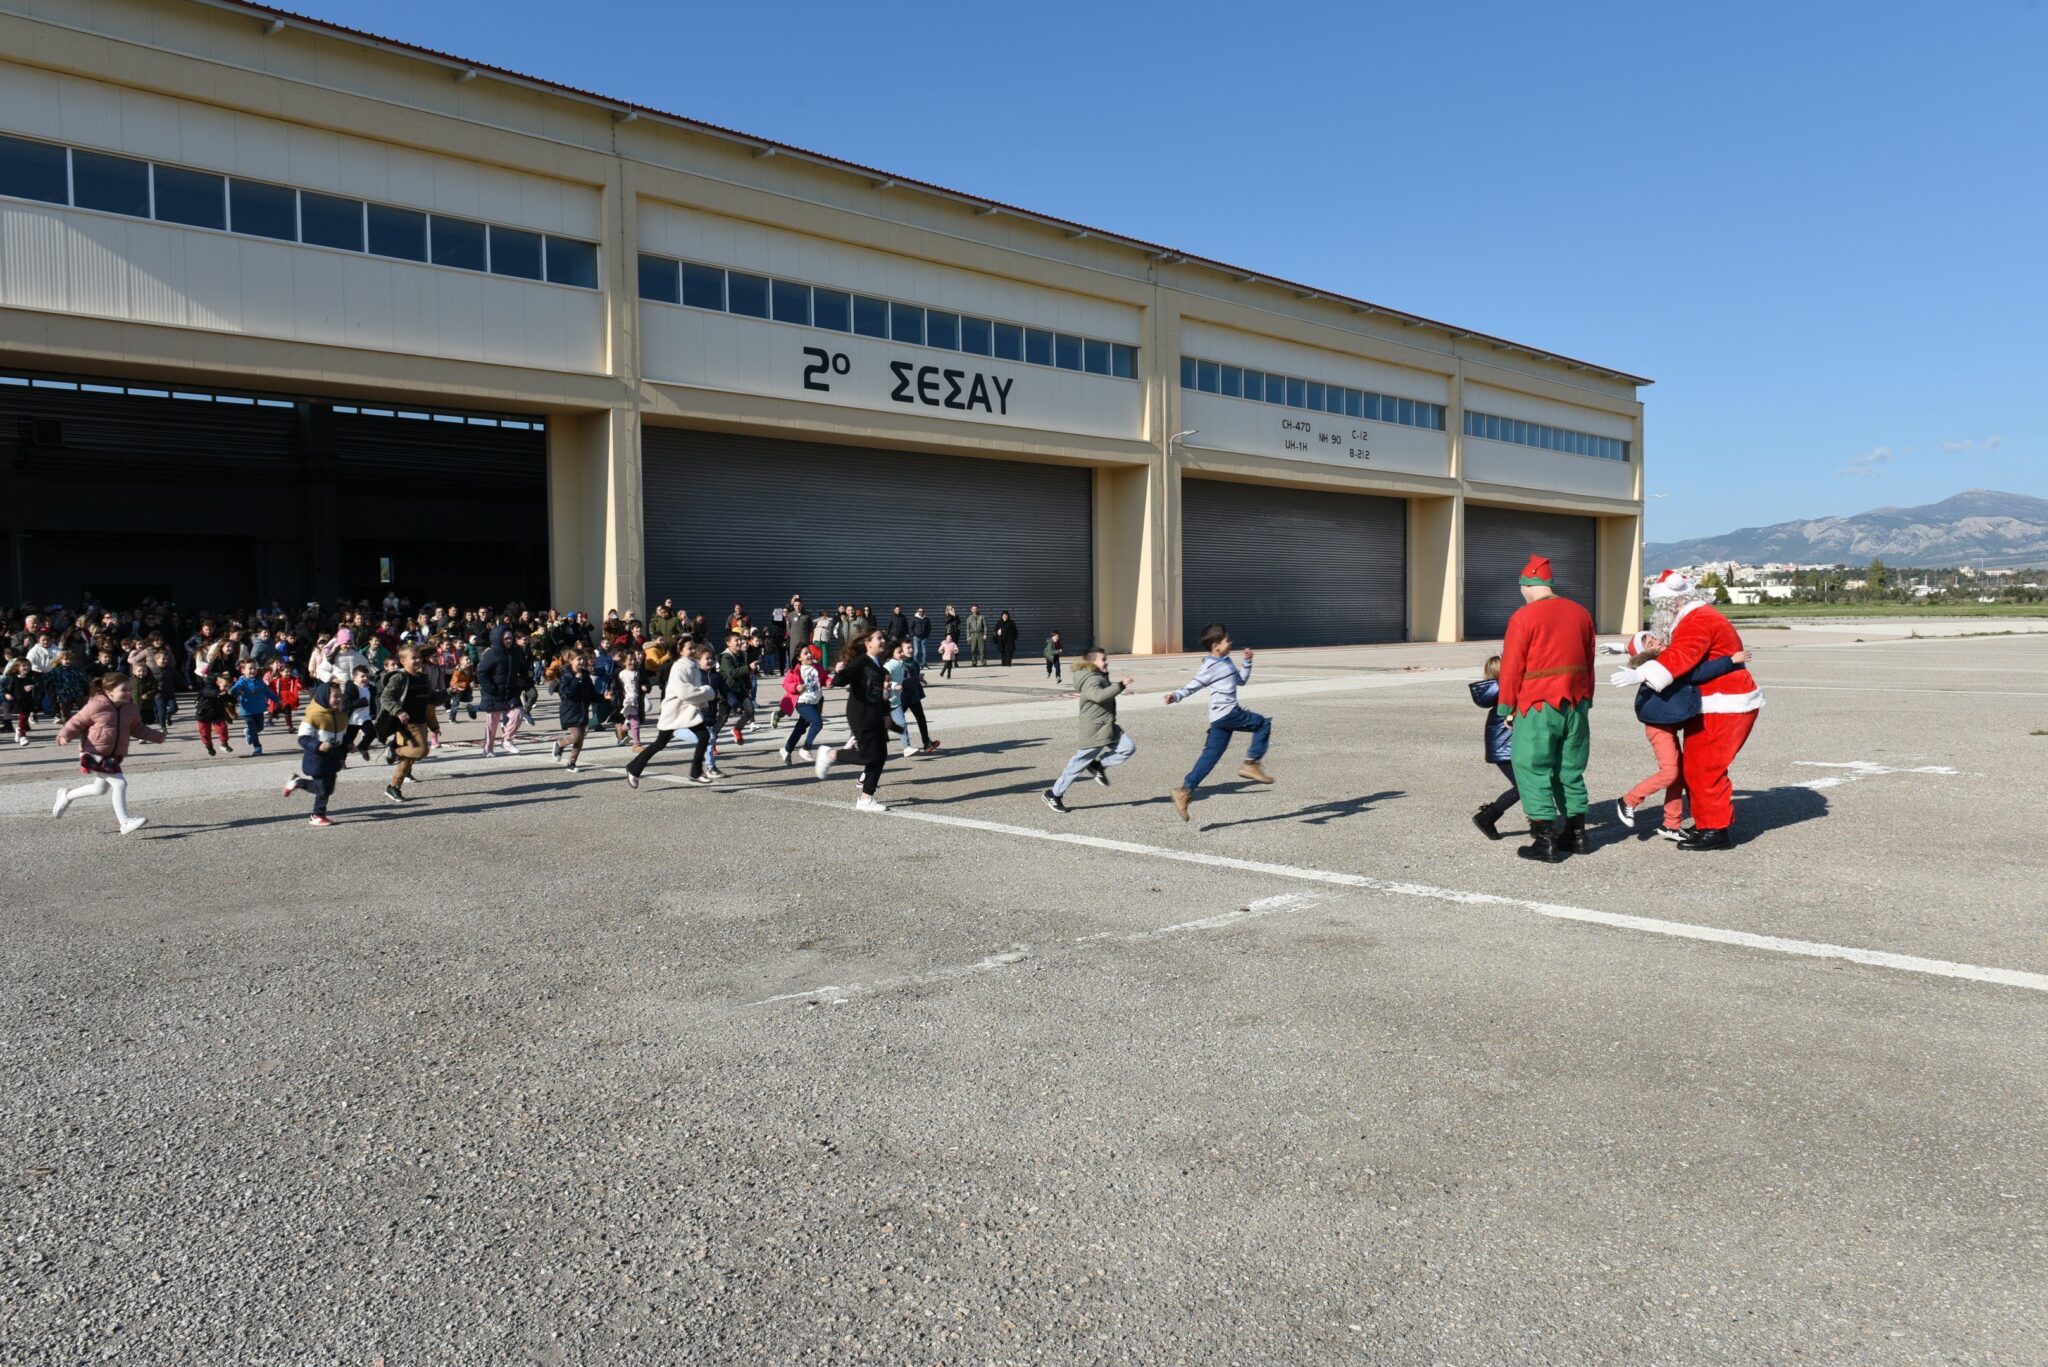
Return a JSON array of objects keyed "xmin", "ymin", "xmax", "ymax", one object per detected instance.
[{"xmin": 327, "ymin": 0, "xmax": 2046, "ymax": 543}]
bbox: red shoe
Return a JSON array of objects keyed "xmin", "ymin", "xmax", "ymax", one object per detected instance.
[
  {"xmin": 307, "ymin": 814, "xmax": 334, "ymax": 828},
  {"xmin": 732, "ymin": 727, "xmax": 745, "ymax": 745}
]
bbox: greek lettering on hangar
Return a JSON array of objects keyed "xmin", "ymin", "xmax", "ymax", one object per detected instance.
[{"xmin": 888, "ymin": 361, "xmax": 1016, "ymax": 416}]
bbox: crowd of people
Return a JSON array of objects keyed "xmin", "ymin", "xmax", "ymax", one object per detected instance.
[{"xmin": 6, "ymin": 560, "xmax": 1764, "ymax": 854}]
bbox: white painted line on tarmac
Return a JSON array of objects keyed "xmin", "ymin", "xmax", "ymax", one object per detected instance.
[
  {"xmin": 1790, "ymin": 760, "xmax": 1961, "ymax": 792},
  {"xmin": 747, "ymin": 890, "xmax": 1336, "ymax": 1007},
  {"xmin": 734, "ymin": 787, "xmax": 2048, "ymax": 996},
  {"xmin": 1760, "ymin": 684, "xmax": 2048, "ymax": 698}
]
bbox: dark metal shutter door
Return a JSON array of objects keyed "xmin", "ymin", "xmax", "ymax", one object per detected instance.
[
  {"xmin": 331, "ymin": 412, "xmax": 547, "ymax": 499},
  {"xmin": 1181, "ymin": 478, "xmax": 1407, "ymax": 647},
  {"xmin": 1462, "ymin": 505, "xmax": 1598, "ymax": 639},
  {"xmin": 643, "ymin": 428, "xmax": 1094, "ymax": 647},
  {"xmin": 1, "ymin": 385, "xmax": 296, "ymax": 484}
]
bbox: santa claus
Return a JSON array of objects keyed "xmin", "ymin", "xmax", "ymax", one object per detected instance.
[{"xmin": 1609, "ymin": 570, "xmax": 1764, "ymax": 850}]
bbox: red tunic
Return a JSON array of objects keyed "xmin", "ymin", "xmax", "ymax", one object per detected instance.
[
  {"xmin": 1496, "ymin": 594, "xmax": 1596, "ymax": 716},
  {"xmin": 1638, "ymin": 603, "xmax": 1762, "ymax": 713}
]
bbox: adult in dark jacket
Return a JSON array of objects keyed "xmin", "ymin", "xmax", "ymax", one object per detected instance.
[
  {"xmin": 888, "ymin": 607, "xmax": 909, "ymax": 641},
  {"xmin": 994, "ymin": 611, "xmax": 1020, "ymax": 667},
  {"xmin": 909, "ymin": 608, "xmax": 933, "ymax": 668},
  {"xmin": 476, "ymin": 628, "xmax": 522, "ymax": 756}
]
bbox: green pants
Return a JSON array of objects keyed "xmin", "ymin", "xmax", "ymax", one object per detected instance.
[{"xmin": 1509, "ymin": 698, "xmax": 1591, "ymax": 822}]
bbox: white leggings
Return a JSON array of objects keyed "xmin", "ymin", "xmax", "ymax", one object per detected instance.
[{"xmin": 62, "ymin": 774, "xmax": 134, "ymax": 824}]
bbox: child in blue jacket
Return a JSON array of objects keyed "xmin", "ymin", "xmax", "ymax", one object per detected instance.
[
  {"xmin": 1616, "ymin": 630, "xmax": 1750, "ymax": 837},
  {"xmin": 229, "ymin": 660, "xmax": 281, "ymax": 756},
  {"xmin": 1469, "ymin": 654, "xmax": 1519, "ymax": 839}
]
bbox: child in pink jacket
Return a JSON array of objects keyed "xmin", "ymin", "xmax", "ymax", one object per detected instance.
[{"xmin": 53, "ymin": 673, "xmax": 166, "ymax": 834}]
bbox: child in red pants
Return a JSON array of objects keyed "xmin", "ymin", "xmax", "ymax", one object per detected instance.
[
  {"xmin": 193, "ymin": 671, "xmax": 235, "ymax": 756},
  {"xmin": 1616, "ymin": 630, "xmax": 1749, "ymax": 839}
]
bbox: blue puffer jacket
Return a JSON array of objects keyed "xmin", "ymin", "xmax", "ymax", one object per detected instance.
[
  {"xmin": 1469, "ymin": 679, "xmax": 1512, "ymax": 762},
  {"xmin": 1634, "ymin": 654, "xmax": 1741, "ymax": 726}
]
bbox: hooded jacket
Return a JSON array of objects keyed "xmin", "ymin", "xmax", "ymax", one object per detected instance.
[
  {"xmin": 1468, "ymin": 679, "xmax": 1513, "ymax": 762},
  {"xmin": 476, "ymin": 630, "xmax": 521, "ymax": 711},
  {"xmin": 1071, "ymin": 660, "xmax": 1126, "ymax": 749},
  {"xmin": 58, "ymin": 693, "xmax": 164, "ymax": 759}
]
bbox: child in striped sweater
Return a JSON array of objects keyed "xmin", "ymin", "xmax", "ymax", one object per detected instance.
[{"xmin": 1164, "ymin": 622, "xmax": 1275, "ymax": 822}]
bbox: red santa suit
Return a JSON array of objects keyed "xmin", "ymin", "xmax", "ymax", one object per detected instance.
[{"xmin": 1636, "ymin": 599, "xmax": 1763, "ymax": 831}]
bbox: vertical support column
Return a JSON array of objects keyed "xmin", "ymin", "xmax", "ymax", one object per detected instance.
[
  {"xmin": 1093, "ymin": 461, "xmax": 1167, "ymax": 654},
  {"xmin": 294, "ymin": 402, "xmax": 341, "ymax": 606},
  {"xmin": 1407, "ymin": 496, "xmax": 1461, "ymax": 642},
  {"xmin": 547, "ymin": 407, "xmax": 641, "ymax": 619},
  {"xmin": 1154, "ymin": 287, "xmax": 1183, "ymax": 654},
  {"xmin": 1598, "ymin": 513, "xmax": 1644, "ymax": 635}
]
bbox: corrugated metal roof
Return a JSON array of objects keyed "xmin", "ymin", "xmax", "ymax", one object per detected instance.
[{"xmin": 182, "ymin": 0, "xmax": 1652, "ymax": 386}]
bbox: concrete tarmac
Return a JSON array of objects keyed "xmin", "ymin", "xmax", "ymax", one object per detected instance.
[{"xmin": 4, "ymin": 621, "xmax": 2045, "ymax": 1364}]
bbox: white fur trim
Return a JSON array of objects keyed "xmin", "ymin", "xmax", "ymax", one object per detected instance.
[
  {"xmin": 1648, "ymin": 571, "xmax": 1695, "ymax": 601},
  {"xmin": 1700, "ymin": 687, "xmax": 1765, "ymax": 714},
  {"xmin": 1638, "ymin": 659, "xmax": 1675, "ymax": 691}
]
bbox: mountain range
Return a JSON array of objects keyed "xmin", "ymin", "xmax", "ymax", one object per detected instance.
[{"xmin": 1644, "ymin": 490, "xmax": 2048, "ymax": 569}]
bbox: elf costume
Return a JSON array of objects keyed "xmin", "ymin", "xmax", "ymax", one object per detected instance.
[
  {"xmin": 1622, "ymin": 571, "xmax": 1764, "ymax": 850},
  {"xmin": 1496, "ymin": 554, "xmax": 1597, "ymax": 860}
]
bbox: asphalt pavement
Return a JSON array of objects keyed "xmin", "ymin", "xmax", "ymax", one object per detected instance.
[{"xmin": 4, "ymin": 620, "xmax": 2045, "ymax": 1364}]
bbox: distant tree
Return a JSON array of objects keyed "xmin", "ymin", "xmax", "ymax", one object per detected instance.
[
  {"xmin": 1696, "ymin": 570, "xmax": 1733, "ymax": 605},
  {"xmin": 1868, "ymin": 558, "xmax": 1888, "ymax": 594}
]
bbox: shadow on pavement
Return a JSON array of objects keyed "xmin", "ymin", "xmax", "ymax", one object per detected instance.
[{"xmin": 1201, "ymin": 789, "xmax": 1406, "ymax": 832}]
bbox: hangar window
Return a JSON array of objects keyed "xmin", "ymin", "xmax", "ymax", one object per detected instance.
[
  {"xmin": 489, "ymin": 226, "xmax": 545, "ymax": 280},
  {"xmin": 682, "ymin": 262, "xmax": 726, "ymax": 310},
  {"xmin": 1181, "ymin": 353, "xmax": 1449, "ymax": 431},
  {"xmin": 369, "ymin": 204, "xmax": 429, "ymax": 261},
  {"xmin": 1463, "ymin": 407, "xmax": 1628, "ymax": 461},
  {"xmin": 0, "ymin": 134, "xmax": 68, "ymax": 204},
  {"xmin": 890, "ymin": 302, "xmax": 925, "ymax": 345},
  {"xmin": 927, "ymin": 310, "xmax": 960, "ymax": 350},
  {"xmin": 70, "ymin": 149, "xmax": 151, "ymax": 218},
  {"xmin": 1054, "ymin": 334, "xmax": 1083, "ymax": 371},
  {"xmin": 813, "ymin": 288, "xmax": 852, "ymax": 331},
  {"xmin": 639, "ymin": 253, "xmax": 680, "ymax": 303},
  {"xmin": 545, "ymin": 236, "xmax": 598, "ymax": 288},
  {"xmin": 303, "ymin": 192, "xmax": 366, "ymax": 252},
  {"xmin": 430, "ymin": 215, "xmax": 488, "ymax": 271},
  {"xmin": 230, "ymin": 178, "xmax": 298, "ymax": 241},
  {"xmin": 773, "ymin": 279, "xmax": 812, "ymax": 325},
  {"xmin": 727, "ymin": 271, "xmax": 771, "ymax": 318},
  {"xmin": 854, "ymin": 295, "xmax": 890, "ymax": 338},
  {"xmin": 1112, "ymin": 344, "xmax": 1137, "ymax": 379},
  {"xmin": 154, "ymin": 165, "xmax": 226, "ymax": 230},
  {"xmin": 1024, "ymin": 328, "xmax": 1053, "ymax": 366},
  {"xmin": 994, "ymin": 322, "xmax": 1024, "ymax": 361},
  {"xmin": 960, "ymin": 316, "xmax": 992, "ymax": 355}
]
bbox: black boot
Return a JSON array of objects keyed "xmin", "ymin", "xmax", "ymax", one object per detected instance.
[
  {"xmin": 1560, "ymin": 813, "xmax": 1590, "ymax": 855},
  {"xmin": 1472, "ymin": 805, "xmax": 1502, "ymax": 841},
  {"xmin": 1678, "ymin": 827, "xmax": 1732, "ymax": 851},
  {"xmin": 1515, "ymin": 817, "xmax": 1564, "ymax": 863}
]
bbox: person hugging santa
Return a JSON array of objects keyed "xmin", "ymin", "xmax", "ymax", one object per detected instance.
[{"xmin": 1608, "ymin": 570, "xmax": 1764, "ymax": 850}]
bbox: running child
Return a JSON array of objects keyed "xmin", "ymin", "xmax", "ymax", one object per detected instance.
[
  {"xmin": 1468, "ymin": 655, "xmax": 1518, "ymax": 840},
  {"xmin": 5, "ymin": 657, "xmax": 36, "ymax": 745},
  {"xmin": 1042, "ymin": 647, "xmax": 1135, "ymax": 815},
  {"xmin": 282, "ymin": 680, "xmax": 347, "ymax": 826},
  {"xmin": 551, "ymin": 651, "xmax": 598, "ymax": 772},
  {"xmin": 612, "ymin": 649, "xmax": 644, "ymax": 749},
  {"xmin": 194, "ymin": 670, "xmax": 235, "ymax": 755},
  {"xmin": 1043, "ymin": 631, "xmax": 1063, "ymax": 682},
  {"xmin": 779, "ymin": 645, "xmax": 826, "ymax": 766},
  {"xmin": 938, "ymin": 633, "xmax": 958, "ymax": 679},
  {"xmin": 229, "ymin": 660, "xmax": 280, "ymax": 756},
  {"xmin": 1164, "ymin": 622, "xmax": 1273, "ymax": 822},
  {"xmin": 52, "ymin": 673, "xmax": 165, "ymax": 834},
  {"xmin": 271, "ymin": 664, "xmax": 302, "ymax": 731}
]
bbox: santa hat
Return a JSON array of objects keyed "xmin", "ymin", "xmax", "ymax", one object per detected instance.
[
  {"xmin": 1647, "ymin": 570, "xmax": 1694, "ymax": 601},
  {"xmin": 1629, "ymin": 630, "xmax": 1659, "ymax": 656},
  {"xmin": 1518, "ymin": 555, "xmax": 1553, "ymax": 587}
]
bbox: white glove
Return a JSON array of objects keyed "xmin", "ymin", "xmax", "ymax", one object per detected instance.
[
  {"xmin": 1609, "ymin": 668, "xmax": 1644, "ymax": 688},
  {"xmin": 1596, "ymin": 641, "xmax": 1628, "ymax": 656}
]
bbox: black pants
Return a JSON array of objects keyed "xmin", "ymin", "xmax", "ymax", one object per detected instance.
[
  {"xmin": 940, "ymin": 658, "xmax": 954, "ymax": 678},
  {"xmin": 1481, "ymin": 760, "xmax": 1518, "ymax": 820},
  {"xmin": 628, "ymin": 725, "xmax": 710, "ymax": 780},
  {"xmin": 838, "ymin": 725, "xmax": 887, "ymax": 795},
  {"xmin": 999, "ymin": 641, "xmax": 1015, "ymax": 666},
  {"xmin": 345, "ymin": 723, "xmax": 373, "ymax": 760},
  {"xmin": 905, "ymin": 700, "xmax": 933, "ymax": 749}
]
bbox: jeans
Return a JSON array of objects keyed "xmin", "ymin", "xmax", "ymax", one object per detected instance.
[
  {"xmin": 783, "ymin": 701, "xmax": 824, "ymax": 753},
  {"xmin": 913, "ymin": 638, "xmax": 929, "ymax": 666},
  {"xmin": 242, "ymin": 714, "xmax": 265, "ymax": 748},
  {"xmin": 1052, "ymin": 730, "xmax": 1136, "ymax": 797},
  {"xmin": 1182, "ymin": 706, "xmax": 1271, "ymax": 789}
]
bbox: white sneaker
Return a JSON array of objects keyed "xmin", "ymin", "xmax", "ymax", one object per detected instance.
[
  {"xmin": 813, "ymin": 746, "xmax": 835, "ymax": 781},
  {"xmin": 13, "ymin": 735, "xmax": 26, "ymax": 747},
  {"xmin": 500, "ymin": 740, "xmax": 520, "ymax": 755},
  {"xmin": 855, "ymin": 794, "xmax": 887, "ymax": 813},
  {"xmin": 119, "ymin": 816, "xmax": 148, "ymax": 835},
  {"xmin": 51, "ymin": 787, "xmax": 72, "ymax": 818},
  {"xmin": 1656, "ymin": 826, "xmax": 1687, "ymax": 842},
  {"xmin": 902, "ymin": 746, "xmax": 916, "ymax": 760},
  {"xmin": 797, "ymin": 748, "xmax": 815, "ymax": 762},
  {"xmin": 1616, "ymin": 797, "xmax": 1636, "ymax": 828}
]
